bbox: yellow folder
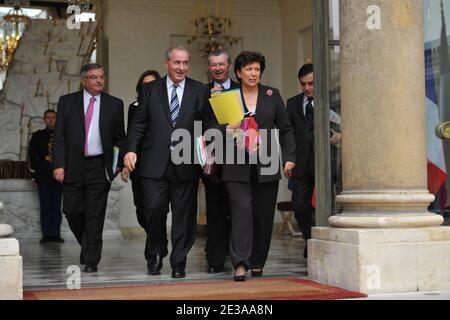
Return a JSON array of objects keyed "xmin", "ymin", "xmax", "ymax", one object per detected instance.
[{"xmin": 209, "ymin": 89, "xmax": 245, "ymax": 125}]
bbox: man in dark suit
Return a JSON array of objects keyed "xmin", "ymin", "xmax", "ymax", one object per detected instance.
[
  {"xmin": 203, "ymin": 49, "xmax": 239, "ymax": 274},
  {"xmin": 124, "ymin": 46, "xmax": 211, "ymax": 278},
  {"xmin": 28, "ymin": 109, "xmax": 64, "ymax": 244},
  {"xmin": 286, "ymin": 64, "xmax": 340, "ymax": 259},
  {"xmin": 53, "ymin": 63, "xmax": 126, "ymax": 273}
]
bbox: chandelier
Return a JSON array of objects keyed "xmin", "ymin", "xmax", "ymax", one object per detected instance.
[
  {"xmin": 187, "ymin": 0, "xmax": 239, "ymax": 58},
  {"xmin": 0, "ymin": 2, "xmax": 30, "ymax": 71}
]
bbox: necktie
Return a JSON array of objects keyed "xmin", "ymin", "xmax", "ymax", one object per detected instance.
[
  {"xmin": 84, "ymin": 96, "xmax": 96, "ymax": 155},
  {"xmin": 305, "ymin": 97, "xmax": 314, "ymax": 129},
  {"xmin": 170, "ymin": 84, "xmax": 180, "ymax": 126}
]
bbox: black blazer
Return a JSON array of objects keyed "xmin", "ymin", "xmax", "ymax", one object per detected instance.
[
  {"xmin": 28, "ymin": 128, "xmax": 57, "ymax": 183},
  {"xmin": 218, "ymin": 84, "xmax": 296, "ymax": 183},
  {"xmin": 286, "ymin": 93, "xmax": 314, "ymax": 180},
  {"xmin": 53, "ymin": 90, "xmax": 127, "ymax": 183},
  {"xmin": 286, "ymin": 93, "xmax": 339, "ymax": 180},
  {"xmin": 127, "ymin": 76, "xmax": 211, "ymax": 181},
  {"xmin": 128, "ymin": 101, "xmax": 139, "ymax": 127}
]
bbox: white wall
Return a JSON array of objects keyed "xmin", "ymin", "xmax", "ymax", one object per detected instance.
[
  {"xmin": 280, "ymin": 0, "xmax": 313, "ymax": 100},
  {"xmin": 98, "ymin": 0, "xmax": 311, "ymax": 229}
]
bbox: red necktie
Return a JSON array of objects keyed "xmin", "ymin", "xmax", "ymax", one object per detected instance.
[{"xmin": 84, "ymin": 96, "xmax": 96, "ymax": 155}]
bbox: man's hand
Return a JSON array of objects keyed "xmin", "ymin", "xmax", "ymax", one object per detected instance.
[
  {"xmin": 284, "ymin": 161, "xmax": 295, "ymax": 178},
  {"xmin": 121, "ymin": 167, "xmax": 130, "ymax": 183},
  {"xmin": 330, "ymin": 129, "xmax": 341, "ymax": 145},
  {"xmin": 124, "ymin": 152, "xmax": 137, "ymax": 171},
  {"xmin": 53, "ymin": 168, "xmax": 65, "ymax": 183}
]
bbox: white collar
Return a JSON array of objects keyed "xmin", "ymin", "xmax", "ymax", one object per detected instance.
[
  {"xmin": 167, "ymin": 77, "xmax": 186, "ymax": 89},
  {"xmin": 83, "ymin": 89, "xmax": 101, "ymax": 100},
  {"xmin": 303, "ymin": 95, "xmax": 314, "ymax": 105},
  {"xmin": 214, "ymin": 78, "xmax": 231, "ymax": 89}
]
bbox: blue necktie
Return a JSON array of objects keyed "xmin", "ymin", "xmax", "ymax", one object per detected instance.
[{"xmin": 170, "ymin": 84, "xmax": 180, "ymax": 126}]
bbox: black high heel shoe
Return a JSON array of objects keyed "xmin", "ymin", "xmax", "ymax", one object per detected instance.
[
  {"xmin": 233, "ymin": 264, "xmax": 247, "ymax": 282},
  {"xmin": 251, "ymin": 269, "xmax": 263, "ymax": 277}
]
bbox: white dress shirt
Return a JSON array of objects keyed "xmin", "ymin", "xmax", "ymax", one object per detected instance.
[
  {"xmin": 214, "ymin": 78, "xmax": 231, "ymax": 90},
  {"xmin": 166, "ymin": 77, "xmax": 186, "ymax": 106},
  {"xmin": 83, "ymin": 90, "xmax": 103, "ymax": 156}
]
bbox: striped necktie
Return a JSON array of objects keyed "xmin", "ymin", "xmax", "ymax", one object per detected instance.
[{"xmin": 170, "ymin": 84, "xmax": 180, "ymax": 126}]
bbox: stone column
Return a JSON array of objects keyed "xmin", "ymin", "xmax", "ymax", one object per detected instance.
[
  {"xmin": 0, "ymin": 201, "xmax": 23, "ymax": 300},
  {"xmin": 309, "ymin": 0, "xmax": 450, "ymax": 294}
]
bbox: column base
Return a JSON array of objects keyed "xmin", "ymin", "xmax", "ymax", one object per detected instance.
[
  {"xmin": 308, "ymin": 227, "xmax": 450, "ymax": 294},
  {"xmin": 329, "ymin": 214, "xmax": 443, "ymax": 228},
  {"xmin": 0, "ymin": 238, "xmax": 23, "ymax": 300}
]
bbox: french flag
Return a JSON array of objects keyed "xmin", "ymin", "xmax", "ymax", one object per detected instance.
[{"xmin": 425, "ymin": 48, "xmax": 448, "ymax": 200}]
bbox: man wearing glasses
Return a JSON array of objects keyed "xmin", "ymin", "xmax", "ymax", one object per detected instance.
[{"xmin": 53, "ymin": 63, "xmax": 126, "ymax": 273}]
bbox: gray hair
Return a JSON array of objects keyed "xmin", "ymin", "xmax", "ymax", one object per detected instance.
[
  {"xmin": 207, "ymin": 49, "xmax": 231, "ymax": 64},
  {"xmin": 80, "ymin": 63, "xmax": 103, "ymax": 77},
  {"xmin": 165, "ymin": 46, "xmax": 190, "ymax": 60}
]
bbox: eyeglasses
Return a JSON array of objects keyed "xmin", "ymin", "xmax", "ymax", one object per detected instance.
[
  {"xmin": 83, "ymin": 75, "xmax": 106, "ymax": 81},
  {"xmin": 209, "ymin": 63, "xmax": 228, "ymax": 68}
]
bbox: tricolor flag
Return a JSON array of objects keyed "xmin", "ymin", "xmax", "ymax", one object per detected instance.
[
  {"xmin": 425, "ymin": 48, "xmax": 448, "ymax": 198},
  {"xmin": 424, "ymin": 0, "xmax": 450, "ymax": 208}
]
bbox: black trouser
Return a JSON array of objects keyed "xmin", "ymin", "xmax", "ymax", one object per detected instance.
[
  {"xmin": 291, "ymin": 174, "xmax": 315, "ymax": 242},
  {"xmin": 131, "ymin": 170, "xmax": 168, "ymax": 259},
  {"xmin": 225, "ymin": 176, "xmax": 279, "ymax": 270},
  {"xmin": 37, "ymin": 182, "xmax": 63, "ymax": 238},
  {"xmin": 63, "ymin": 156, "xmax": 111, "ymax": 266},
  {"xmin": 141, "ymin": 162, "xmax": 198, "ymax": 270},
  {"xmin": 130, "ymin": 171, "xmax": 146, "ymax": 229},
  {"xmin": 202, "ymin": 175, "xmax": 230, "ymax": 268}
]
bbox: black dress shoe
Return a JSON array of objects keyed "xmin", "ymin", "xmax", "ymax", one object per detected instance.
[
  {"xmin": 172, "ymin": 269, "xmax": 186, "ymax": 278},
  {"xmin": 84, "ymin": 265, "xmax": 98, "ymax": 273},
  {"xmin": 207, "ymin": 265, "xmax": 224, "ymax": 274},
  {"xmin": 148, "ymin": 254, "xmax": 163, "ymax": 275},
  {"xmin": 233, "ymin": 264, "xmax": 247, "ymax": 282},
  {"xmin": 52, "ymin": 237, "xmax": 65, "ymax": 243},
  {"xmin": 303, "ymin": 246, "xmax": 308, "ymax": 259},
  {"xmin": 39, "ymin": 237, "xmax": 51, "ymax": 244},
  {"xmin": 251, "ymin": 269, "xmax": 263, "ymax": 277},
  {"xmin": 233, "ymin": 273, "xmax": 246, "ymax": 282}
]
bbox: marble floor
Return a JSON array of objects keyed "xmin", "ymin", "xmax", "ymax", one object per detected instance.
[
  {"xmin": 20, "ymin": 232, "xmax": 308, "ymax": 290},
  {"xmin": 19, "ymin": 230, "xmax": 450, "ymax": 300}
]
